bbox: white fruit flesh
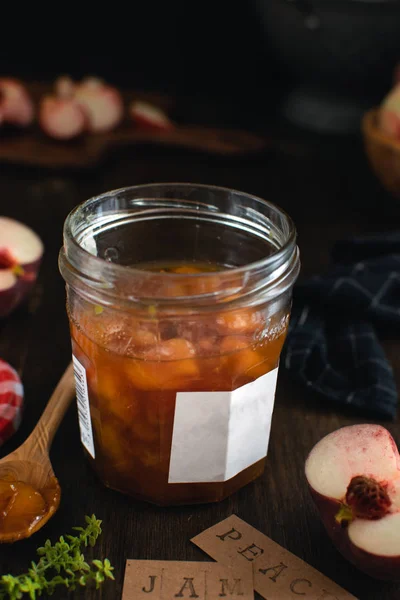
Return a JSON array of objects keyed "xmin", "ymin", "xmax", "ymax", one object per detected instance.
[
  {"xmin": 349, "ymin": 508, "xmax": 400, "ymax": 556},
  {"xmin": 305, "ymin": 424, "xmax": 400, "ymax": 500},
  {"xmin": 131, "ymin": 101, "xmax": 171, "ymax": 126},
  {"xmin": 0, "ymin": 270, "xmax": 16, "ymax": 290},
  {"xmin": 75, "ymin": 85, "xmax": 123, "ymax": 132},
  {"xmin": 0, "ymin": 217, "xmax": 43, "ymax": 265}
]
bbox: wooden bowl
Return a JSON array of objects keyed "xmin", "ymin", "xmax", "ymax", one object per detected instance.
[{"xmin": 362, "ymin": 108, "xmax": 400, "ymax": 199}]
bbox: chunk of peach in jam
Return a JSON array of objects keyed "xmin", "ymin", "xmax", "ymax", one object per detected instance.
[
  {"xmin": 69, "ymin": 260, "xmax": 289, "ymax": 505},
  {"xmin": 215, "ymin": 308, "xmax": 263, "ymax": 336},
  {"xmin": 0, "ymin": 476, "xmax": 57, "ymax": 539},
  {"xmin": 126, "ymin": 342, "xmax": 200, "ymax": 392}
]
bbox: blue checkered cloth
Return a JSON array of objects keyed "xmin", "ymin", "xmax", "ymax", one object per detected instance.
[{"xmin": 282, "ymin": 232, "xmax": 400, "ymax": 419}]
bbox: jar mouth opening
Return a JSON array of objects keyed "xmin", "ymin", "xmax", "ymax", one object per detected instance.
[
  {"xmin": 65, "ymin": 183, "xmax": 296, "ymax": 273},
  {"xmin": 60, "ymin": 183, "xmax": 300, "ymax": 309}
]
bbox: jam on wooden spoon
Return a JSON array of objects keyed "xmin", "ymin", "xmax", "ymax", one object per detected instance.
[{"xmin": 0, "ymin": 362, "xmax": 75, "ymax": 543}]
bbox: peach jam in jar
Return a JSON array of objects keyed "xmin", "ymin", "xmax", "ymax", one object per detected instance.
[{"xmin": 59, "ymin": 184, "xmax": 300, "ymax": 505}]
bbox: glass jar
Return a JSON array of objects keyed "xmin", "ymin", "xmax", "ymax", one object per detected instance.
[{"xmin": 59, "ymin": 183, "xmax": 300, "ymax": 506}]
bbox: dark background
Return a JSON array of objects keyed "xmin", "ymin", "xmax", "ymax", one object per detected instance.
[
  {"xmin": 0, "ymin": 4, "xmax": 287, "ymax": 133},
  {"xmin": 2, "ymin": 1, "xmax": 399, "ymax": 134},
  {"xmin": 0, "ymin": 5, "xmax": 276, "ymax": 95}
]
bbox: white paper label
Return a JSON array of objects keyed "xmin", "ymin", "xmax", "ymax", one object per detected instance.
[
  {"xmin": 72, "ymin": 355, "xmax": 95, "ymax": 459},
  {"xmin": 168, "ymin": 367, "xmax": 279, "ymax": 483}
]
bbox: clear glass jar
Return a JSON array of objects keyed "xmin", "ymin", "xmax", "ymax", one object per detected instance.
[{"xmin": 59, "ymin": 183, "xmax": 300, "ymax": 506}]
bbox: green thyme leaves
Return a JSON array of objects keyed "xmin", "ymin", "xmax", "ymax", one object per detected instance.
[{"xmin": 0, "ymin": 515, "xmax": 114, "ymax": 599}]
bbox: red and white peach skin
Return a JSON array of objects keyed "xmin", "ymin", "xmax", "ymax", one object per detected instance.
[
  {"xmin": 0, "ymin": 79, "xmax": 34, "ymax": 127},
  {"xmin": 130, "ymin": 100, "xmax": 174, "ymax": 131},
  {"xmin": 39, "ymin": 95, "xmax": 86, "ymax": 140},
  {"xmin": 305, "ymin": 424, "xmax": 400, "ymax": 581},
  {"xmin": 379, "ymin": 84, "xmax": 400, "ymax": 140}
]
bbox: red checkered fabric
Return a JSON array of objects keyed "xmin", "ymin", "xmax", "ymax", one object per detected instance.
[{"xmin": 0, "ymin": 359, "xmax": 24, "ymax": 447}]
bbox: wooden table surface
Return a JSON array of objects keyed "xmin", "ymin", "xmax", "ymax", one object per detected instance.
[{"xmin": 0, "ymin": 120, "xmax": 399, "ymax": 600}]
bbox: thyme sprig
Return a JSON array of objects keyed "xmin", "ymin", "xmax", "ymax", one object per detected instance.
[{"xmin": 0, "ymin": 515, "xmax": 114, "ymax": 599}]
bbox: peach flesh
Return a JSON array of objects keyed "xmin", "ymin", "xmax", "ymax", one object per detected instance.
[
  {"xmin": 305, "ymin": 424, "xmax": 400, "ymax": 580},
  {"xmin": 0, "ymin": 217, "xmax": 43, "ymax": 317},
  {"xmin": 130, "ymin": 100, "xmax": 174, "ymax": 131}
]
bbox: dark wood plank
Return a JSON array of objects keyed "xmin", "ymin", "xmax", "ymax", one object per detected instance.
[{"xmin": 0, "ymin": 128, "xmax": 398, "ymax": 600}]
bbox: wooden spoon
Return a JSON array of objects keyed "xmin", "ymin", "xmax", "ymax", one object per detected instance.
[{"xmin": 0, "ymin": 362, "xmax": 75, "ymax": 543}]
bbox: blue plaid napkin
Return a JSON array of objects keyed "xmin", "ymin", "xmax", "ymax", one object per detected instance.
[{"xmin": 282, "ymin": 232, "xmax": 400, "ymax": 419}]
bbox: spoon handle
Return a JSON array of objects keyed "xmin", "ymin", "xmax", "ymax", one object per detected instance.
[{"xmin": 22, "ymin": 362, "xmax": 76, "ymax": 459}]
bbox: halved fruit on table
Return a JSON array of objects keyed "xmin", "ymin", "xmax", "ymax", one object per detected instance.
[
  {"xmin": 305, "ymin": 424, "xmax": 400, "ymax": 581},
  {"xmin": 0, "ymin": 79, "xmax": 34, "ymax": 128},
  {"xmin": 0, "ymin": 217, "xmax": 43, "ymax": 317},
  {"xmin": 130, "ymin": 100, "xmax": 175, "ymax": 131}
]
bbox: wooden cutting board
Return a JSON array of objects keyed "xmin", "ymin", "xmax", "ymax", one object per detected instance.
[{"xmin": 0, "ymin": 83, "xmax": 269, "ymax": 169}]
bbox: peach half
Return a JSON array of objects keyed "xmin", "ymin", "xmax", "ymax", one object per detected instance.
[
  {"xmin": 0, "ymin": 217, "xmax": 43, "ymax": 317},
  {"xmin": 305, "ymin": 424, "xmax": 400, "ymax": 580}
]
